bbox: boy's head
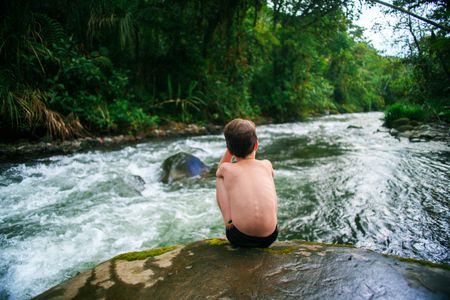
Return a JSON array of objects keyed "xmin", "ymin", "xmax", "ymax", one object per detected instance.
[{"xmin": 224, "ymin": 119, "xmax": 257, "ymax": 158}]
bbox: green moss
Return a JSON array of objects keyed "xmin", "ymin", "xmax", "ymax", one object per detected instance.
[
  {"xmin": 258, "ymin": 247, "xmax": 297, "ymax": 254},
  {"xmin": 296, "ymin": 240, "xmax": 354, "ymax": 248},
  {"xmin": 203, "ymin": 238, "xmax": 230, "ymax": 246},
  {"xmin": 114, "ymin": 246, "xmax": 177, "ymax": 261},
  {"xmin": 385, "ymin": 255, "xmax": 450, "ymax": 271}
]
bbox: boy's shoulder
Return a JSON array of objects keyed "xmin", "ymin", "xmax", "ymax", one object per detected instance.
[
  {"xmin": 259, "ymin": 158, "xmax": 272, "ymax": 165},
  {"xmin": 256, "ymin": 159, "xmax": 273, "ymax": 169},
  {"xmin": 257, "ymin": 159, "xmax": 274, "ymax": 177},
  {"xmin": 216, "ymin": 159, "xmax": 274, "ymax": 177},
  {"xmin": 216, "ymin": 162, "xmax": 232, "ymax": 177}
]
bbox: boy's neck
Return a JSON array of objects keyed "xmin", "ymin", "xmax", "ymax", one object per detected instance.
[{"xmin": 235, "ymin": 151, "xmax": 256, "ymax": 162}]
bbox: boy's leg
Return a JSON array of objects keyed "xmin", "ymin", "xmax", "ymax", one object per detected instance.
[{"xmin": 216, "ymin": 177, "xmax": 232, "ymax": 227}]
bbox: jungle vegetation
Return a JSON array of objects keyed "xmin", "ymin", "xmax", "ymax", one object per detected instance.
[{"xmin": 1, "ymin": 0, "xmax": 448, "ymax": 141}]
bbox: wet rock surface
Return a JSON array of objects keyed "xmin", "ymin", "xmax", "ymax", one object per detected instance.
[
  {"xmin": 160, "ymin": 152, "xmax": 211, "ymax": 183},
  {"xmin": 35, "ymin": 240, "xmax": 450, "ymax": 300},
  {"xmin": 387, "ymin": 118, "xmax": 449, "ymax": 143}
]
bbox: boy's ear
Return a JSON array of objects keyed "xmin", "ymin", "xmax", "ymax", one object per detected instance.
[{"xmin": 254, "ymin": 140, "xmax": 259, "ymax": 152}]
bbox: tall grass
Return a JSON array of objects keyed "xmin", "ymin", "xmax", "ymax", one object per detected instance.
[{"xmin": 1, "ymin": 87, "xmax": 86, "ymax": 139}]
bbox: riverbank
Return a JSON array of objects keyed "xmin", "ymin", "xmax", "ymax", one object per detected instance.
[
  {"xmin": 0, "ymin": 123, "xmax": 222, "ymax": 162},
  {"xmin": 2, "ymin": 114, "xmax": 448, "ymax": 162}
]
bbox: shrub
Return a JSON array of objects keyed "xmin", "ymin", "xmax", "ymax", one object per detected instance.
[{"xmin": 384, "ymin": 102, "xmax": 428, "ymax": 127}]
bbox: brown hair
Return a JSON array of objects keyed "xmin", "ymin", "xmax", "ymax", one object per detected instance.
[{"xmin": 223, "ymin": 119, "xmax": 257, "ymax": 158}]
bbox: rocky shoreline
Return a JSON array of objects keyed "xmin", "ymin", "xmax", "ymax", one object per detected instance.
[
  {"xmin": 385, "ymin": 118, "xmax": 449, "ymax": 143},
  {"xmin": 0, "ymin": 124, "xmax": 222, "ymax": 162}
]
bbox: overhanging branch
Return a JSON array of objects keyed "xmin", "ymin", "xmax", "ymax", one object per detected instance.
[{"xmin": 369, "ymin": 0, "xmax": 450, "ymax": 32}]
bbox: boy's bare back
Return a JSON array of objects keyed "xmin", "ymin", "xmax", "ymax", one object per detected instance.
[
  {"xmin": 216, "ymin": 119, "xmax": 278, "ymax": 247},
  {"xmin": 216, "ymin": 157, "xmax": 277, "ymax": 237}
]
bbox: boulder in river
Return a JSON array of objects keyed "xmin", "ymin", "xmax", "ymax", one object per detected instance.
[
  {"xmin": 123, "ymin": 174, "xmax": 146, "ymax": 192},
  {"xmin": 391, "ymin": 117, "xmax": 411, "ymax": 128},
  {"xmin": 160, "ymin": 152, "xmax": 211, "ymax": 183},
  {"xmin": 35, "ymin": 239, "xmax": 450, "ymax": 299}
]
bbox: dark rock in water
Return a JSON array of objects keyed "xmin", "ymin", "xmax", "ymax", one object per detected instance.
[
  {"xmin": 387, "ymin": 121, "xmax": 449, "ymax": 143},
  {"xmin": 396, "ymin": 124, "xmax": 414, "ymax": 132},
  {"xmin": 392, "ymin": 118, "xmax": 410, "ymax": 128},
  {"xmin": 389, "ymin": 128, "xmax": 399, "ymax": 136},
  {"xmin": 409, "ymin": 120, "xmax": 420, "ymax": 127},
  {"xmin": 160, "ymin": 152, "xmax": 210, "ymax": 183},
  {"xmin": 35, "ymin": 240, "xmax": 450, "ymax": 300},
  {"xmin": 124, "ymin": 175, "xmax": 146, "ymax": 192},
  {"xmin": 347, "ymin": 125, "xmax": 363, "ymax": 129}
]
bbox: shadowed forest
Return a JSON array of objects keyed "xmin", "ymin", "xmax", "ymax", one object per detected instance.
[{"xmin": 1, "ymin": 0, "xmax": 449, "ymax": 141}]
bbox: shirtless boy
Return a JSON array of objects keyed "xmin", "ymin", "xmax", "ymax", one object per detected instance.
[{"xmin": 216, "ymin": 119, "xmax": 278, "ymax": 248}]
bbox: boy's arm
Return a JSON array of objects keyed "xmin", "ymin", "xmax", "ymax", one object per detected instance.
[
  {"xmin": 216, "ymin": 176, "xmax": 232, "ymax": 228},
  {"xmin": 216, "ymin": 148, "xmax": 234, "ymax": 228},
  {"xmin": 263, "ymin": 159, "xmax": 275, "ymax": 177},
  {"xmin": 216, "ymin": 148, "xmax": 233, "ymax": 178}
]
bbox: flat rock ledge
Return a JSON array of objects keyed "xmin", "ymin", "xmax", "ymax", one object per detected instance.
[{"xmin": 35, "ymin": 240, "xmax": 450, "ymax": 300}]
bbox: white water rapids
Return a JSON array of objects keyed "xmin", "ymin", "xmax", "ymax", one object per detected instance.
[{"xmin": 0, "ymin": 112, "xmax": 449, "ymax": 299}]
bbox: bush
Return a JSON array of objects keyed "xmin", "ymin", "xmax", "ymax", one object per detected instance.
[
  {"xmin": 384, "ymin": 102, "xmax": 428, "ymax": 127},
  {"xmin": 109, "ymin": 100, "xmax": 159, "ymax": 133}
]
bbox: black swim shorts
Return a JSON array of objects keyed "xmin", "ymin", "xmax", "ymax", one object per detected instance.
[{"xmin": 226, "ymin": 224, "xmax": 278, "ymax": 248}]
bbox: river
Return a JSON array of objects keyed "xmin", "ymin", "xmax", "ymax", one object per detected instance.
[{"xmin": 0, "ymin": 112, "xmax": 449, "ymax": 299}]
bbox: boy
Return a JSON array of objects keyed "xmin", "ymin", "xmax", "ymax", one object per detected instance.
[{"xmin": 216, "ymin": 118, "xmax": 278, "ymax": 248}]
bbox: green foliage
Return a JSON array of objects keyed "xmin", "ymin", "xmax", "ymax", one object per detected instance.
[
  {"xmin": 384, "ymin": 102, "xmax": 428, "ymax": 127},
  {"xmin": 300, "ymin": 77, "xmax": 335, "ymax": 115},
  {"xmin": 0, "ymin": 5, "xmax": 156, "ymax": 138},
  {"xmin": 44, "ymin": 40, "xmax": 138, "ymax": 131},
  {"xmin": 4, "ymin": 0, "xmax": 445, "ymax": 141},
  {"xmin": 109, "ymin": 100, "xmax": 159, "ymax": 132},
  {"xmin": 380, "ymin": 0, "xmax": 450, "ymax": 123}
]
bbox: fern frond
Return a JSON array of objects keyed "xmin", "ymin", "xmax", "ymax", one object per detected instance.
[{"xmin": 33, "ymin": 13, "xmax": 66, "ymax": 46}]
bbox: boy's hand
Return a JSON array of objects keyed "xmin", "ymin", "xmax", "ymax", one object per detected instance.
[{"xmin": 219, "ymin": 148, "xmax": 233, "ymax": 165}]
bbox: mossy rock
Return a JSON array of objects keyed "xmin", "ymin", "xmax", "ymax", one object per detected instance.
[
  {"xmin": 257, "ymin": 246, "xmax": 297, "ymax": 254},
  {"xmin": 35, "ymin": 240, "xmax": 450, "ymax": 300},
  {"xmin": 203, "ymin": 238, "xmax": 230, "ymax": 246},
  {"xmin": 396, "ymin": 124, "xmax": 414, "ymax": 132},
  {"xmin": 114, "ymin": 246, "xmax": 177, "ymax": 261},
  {"xmin": 409, "ymin": 120, "xmax": 420, "ymax": 127},
  {"xmin": 391, "ymin": 117, "xmax": 411, "ymax": 128}
]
